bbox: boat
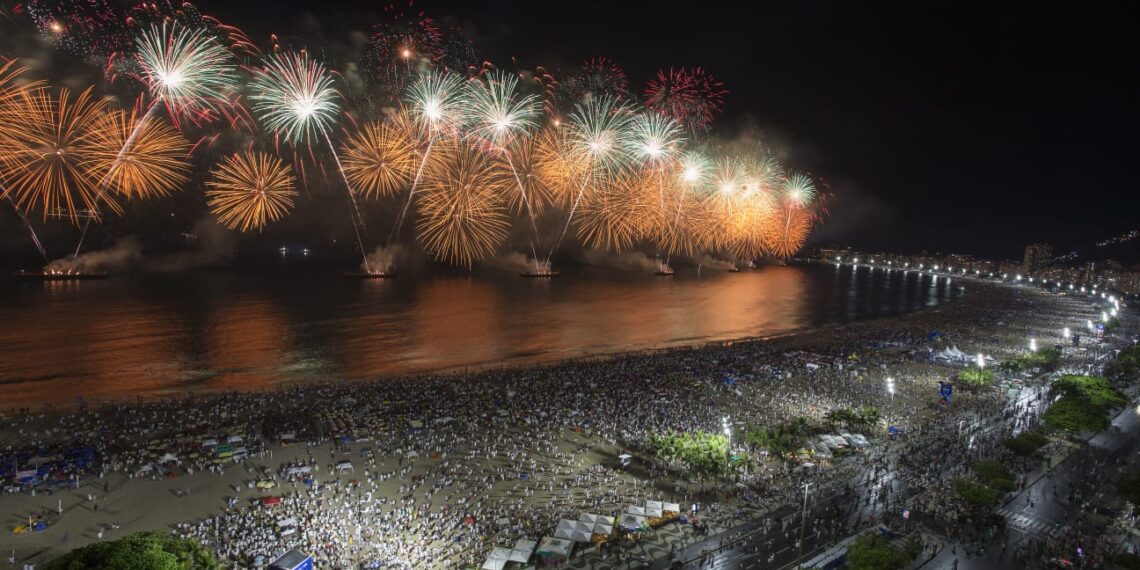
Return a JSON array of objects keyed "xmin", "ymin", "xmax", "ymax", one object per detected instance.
[
  {"xmin": 727, "ymin": 265, "xmax": 741, "ymax": 273},
  {"xmin": 343, "ymin": 271, "xmax": 397, "ymax": 279},
  {"xmin": 520, "ymin": 260, "xmax": 559, "ymax": 278},
  {"xmin": 654, "ymin": 267, "xmax": 675, "ymax": 276},
  {"xmin": 13, "ymin": 270, "xmax": 107, "ymax": 281}
]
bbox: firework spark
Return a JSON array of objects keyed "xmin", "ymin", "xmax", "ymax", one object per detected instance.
[
  {"xmin": 405, "ymin": 69, "xmax": 465, "ymax": 134},
  {"xmin": 249, "ymin": 51, "xmax": 340, "ymax": 146},
  {"xmin": 134, "ymin": 21, "xmax": 238, "ymax": 122},
  {"xmin": 416, "ymin": 142, "xmax": 511, "ymax": 267},
  {"xmin": 83, "ymin": 109, "xmax": 191, "ymax": 200},
  {"xmin": 340, "ymin": 121, "xmax": 416, "ymax": 200},
  {"xmin": 206, "ymin": 151, "xmax": 298, "ymax": 232},
  {"xmin": 463, "ymin": 70, "xmax": 541, "ymax": 146},
  {"xmin": 644, "ymin": 67, "xmax": 727, "ymax": 135},
  {"xmin": 0, "ymin": 87, "xmax": 109, "ymax": 224}
]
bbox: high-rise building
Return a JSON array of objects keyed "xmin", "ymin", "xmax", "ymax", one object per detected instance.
[{"xmin": 1023, "ymin": 243, "xmax": 1052, "ymax": 272}]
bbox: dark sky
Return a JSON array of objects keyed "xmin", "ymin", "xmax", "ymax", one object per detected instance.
[{"xmin": 201, "ymin": 0, "xmax": 1140, "ymax": 259}]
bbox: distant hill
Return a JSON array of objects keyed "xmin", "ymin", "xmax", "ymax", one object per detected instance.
[{"xmin": 1053, "ymin": 230, "xmax": 1140, "ymax": 269}]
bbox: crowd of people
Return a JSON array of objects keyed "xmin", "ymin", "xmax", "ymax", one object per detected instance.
[{"xmin": 0, "ymin": 278, "xmax": 1131, "ymax": 569}]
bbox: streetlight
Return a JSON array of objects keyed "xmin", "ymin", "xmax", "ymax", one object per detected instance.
[
  {"xmin": 797, "ymin": 482, "xmax": 812, "ymax": 563},
  {"xmin": 976, "ymin": 353, "xmax": 985, "ymax": 368},
  {"xmin": 1063, "ymin": 327, "xmax": 1071, "ymax": 340},
  {"xmin": 1029, "ymin": 338, "xmax": 1037, "ymax": 352}
]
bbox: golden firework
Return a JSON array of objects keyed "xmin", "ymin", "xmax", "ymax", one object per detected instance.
[
  {"xmin": 416, "ymin": 141, "xmax": 511, "ymax": 267},
  {"xmin": 206, "ymin": 151, "xmax": 297, "ymax": 232},
  {"xmin": 576, "ymin": 171, "xmax": 656, "ymax": 252},
  {"xmin": 531, "ymin": 126, "xmax": 583, "ymax": 209},
  {"xmin": 82, "ymin": 110, "xmax": 191, "ymax": 200},
  {"xmin": 340, "ymin": 121, "xmax": 416, "ymax": 200},
  {"xmin": 0, "ymin": 87, "xmax": 109, "ymax": 224},
  {"xmin": 500, "ymin": 134, "xmax": 556, "ymax": 216},
  {"xmin": 771, "ymin": 203, "xmax": 814, "ymax": 259}
]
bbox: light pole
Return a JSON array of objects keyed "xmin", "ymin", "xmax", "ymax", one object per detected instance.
[{"xmin": 797, "ymin": 482, "xmax": 812, "ymax": 563}]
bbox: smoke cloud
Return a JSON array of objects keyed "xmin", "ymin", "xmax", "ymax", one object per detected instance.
[
  {"xmin": 45, "ymin": 237, "xmax": 141, "ymax": 273},
  {"xmin": 688, "ymin": 255, "xmax": 736, "ymax": 270},
  {"xmin": 362, "ymin": 245, "xmax": 404, "ymax": 273},
  {"xmin": 579, "ymin": 250, "xmax": 667, "ymax": 273}
]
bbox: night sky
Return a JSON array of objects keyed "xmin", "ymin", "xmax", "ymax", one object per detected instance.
[
  {"xmin": 209, "ymin": 0, "xmax": 1138, "ymax": 259},
  {"xmin": 3, "ymin": 1, "xmax": 1137, "ymax": 261}
]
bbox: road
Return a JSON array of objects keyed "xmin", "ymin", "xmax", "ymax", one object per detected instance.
[{"xmin": 923, "ymin": 398, "xmax": 1140, "ymax": 569}]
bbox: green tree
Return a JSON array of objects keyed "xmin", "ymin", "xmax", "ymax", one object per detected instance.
[
  {"xmin": 1114, "ymin": 552, "xmax": 1140, "ymax": 570},
  {"xmin": 953, "ymin": 479, "xmax": 1003, "ymax": 509},
  {"xmin": 1042, "ymin": 375, "xmax": 1126, "ymax": 433},
  {"xmin": 744, "ymin": 417, "xmax": 810, "ymax": 457},
  {"xmin": 846, "ymin": 534, "xmax": 910, "ymax": 570},
  {"xmin": 1106, "ymin": 345, "xmax": 1140, "ymax": 383},
  {"xmin": 1004, "ymin": 431, "xmax": 1048, "ymax": 457},
  {"xmin": 46, "ymin": 532, "xmax": 218, "ymax": 570},
  {"xmin": 648, "ymin": 431, "xmax": 731, "ymax": 476},
  {"xmin": 1003, "ymin": 348, "xmax": 1061, "ymax": 372},
  {"xmin": 959, "ymin": 367, "xmax": 995, "ymax": 388},
  {"xmin": 972, "ymin": 460, "xmax": 1016, "ymax": 492}
]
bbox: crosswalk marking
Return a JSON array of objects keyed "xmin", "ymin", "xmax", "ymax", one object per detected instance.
[{"xmin": 996, "ymin": 507, "xmax": 1054, "ymax": 536}]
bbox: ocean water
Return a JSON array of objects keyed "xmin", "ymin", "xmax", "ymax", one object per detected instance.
[{"xmin": 0, "ymin": 262, "xmax": 961, "ymax": 405}]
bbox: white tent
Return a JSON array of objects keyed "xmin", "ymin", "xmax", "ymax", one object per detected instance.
[
  {"xmin": 335, "ymin": 461, "xmax": 354, "ymax": 473},
  {"xmin": 481, "ymin": 547, "xmax": 512, "ymax": 570},
  {"xmin": 508, "ymin": 539, "xmax": 536, "ymax": 563},
  {"xmin": 664, "ymin": 502, "xmax": 681, "ymax": 513},
  {"xmin": 553, "ymin": 519, "xmax": 580, "ymax": 541},
  {"xmin": 644, "ymin": 501, "xmax": 664, "ymax": 518},
  {"xmin": 159, "ymin": 453, "xmax": 179, "ymax": 465},
  {"xmin": 627, "ymin": 506, "xmax": 646, "ymax": 516},
  {"xmin": 536, "ymin": 536, "xmax": 572, "ymax": 561},
  {"xmin": 619, "ymin": 514, "xmax": 648, "ymax": 531}
]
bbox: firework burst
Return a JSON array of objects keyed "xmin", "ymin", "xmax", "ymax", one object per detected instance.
[
  {"xmin": 82, "ymin": 109, "xmax": 191, "ymax": 201},
  {"xmin": 361, "ymin": 1, "xmax": 475, "ymax": 106},
  {"xmin": 463, "ymin": 70, "xmax": 541, "ymax": 147},
  {"xmin": 134, "ymin": 21, "xmax": 239, "ymax": 122},
  {"xmin": 249, "ymin": 51, "xmax": 340, "ymax": 146},
  {"xmin": 417, "ymin": 141, "xmax": 511, "ymax": 267},
  {"xmin": 405, "ymin": 69, "xmax": 465, "ymax": 134},
  {"xmin": 0, "ymin": 87, "xmax": 109, "ymax": 224},
  {"xmin": 340, "ymin": 121, "xmax": 416, "ymax": 200},
  {"xmin": 206, "ymin": 151, "xmax": 298, "ymax": 232},
  {"xmin": 644, "ymin": 67, "xmax": 727, "ymax": 135},
  {"xmin": 629, "ymin": 112, "xmax": 685, "ymax": 166}
]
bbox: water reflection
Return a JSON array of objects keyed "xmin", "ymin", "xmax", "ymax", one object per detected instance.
[{"xmin": 0, "ymin": 263, "xmax": 959, "ymax": 406}]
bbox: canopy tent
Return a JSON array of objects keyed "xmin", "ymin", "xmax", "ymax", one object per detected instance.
[
  {"xmin": 619, "ymin": 514, "xmax": 648, "ymax": 531},
  {"xmin": 645, "ymin": 501, "xmax": 664, "ymax": 517},
  {"xmin": 536, "ymin": 537, "xmax": 572, "ymax": 563},
  {"xmin": 553, "ymin": 519, "xmax": 593, "ymax": 542},
  {"xmin": 481, "ymin": 547, "xmax": 512, "ymax": 570},
  {"xmin": 509, "ymin": 539, "xmax": 536, "ymax": 563},
  {"xmin": 664, "ymin": 502, "xmax": 681, "ymax": 513}
]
